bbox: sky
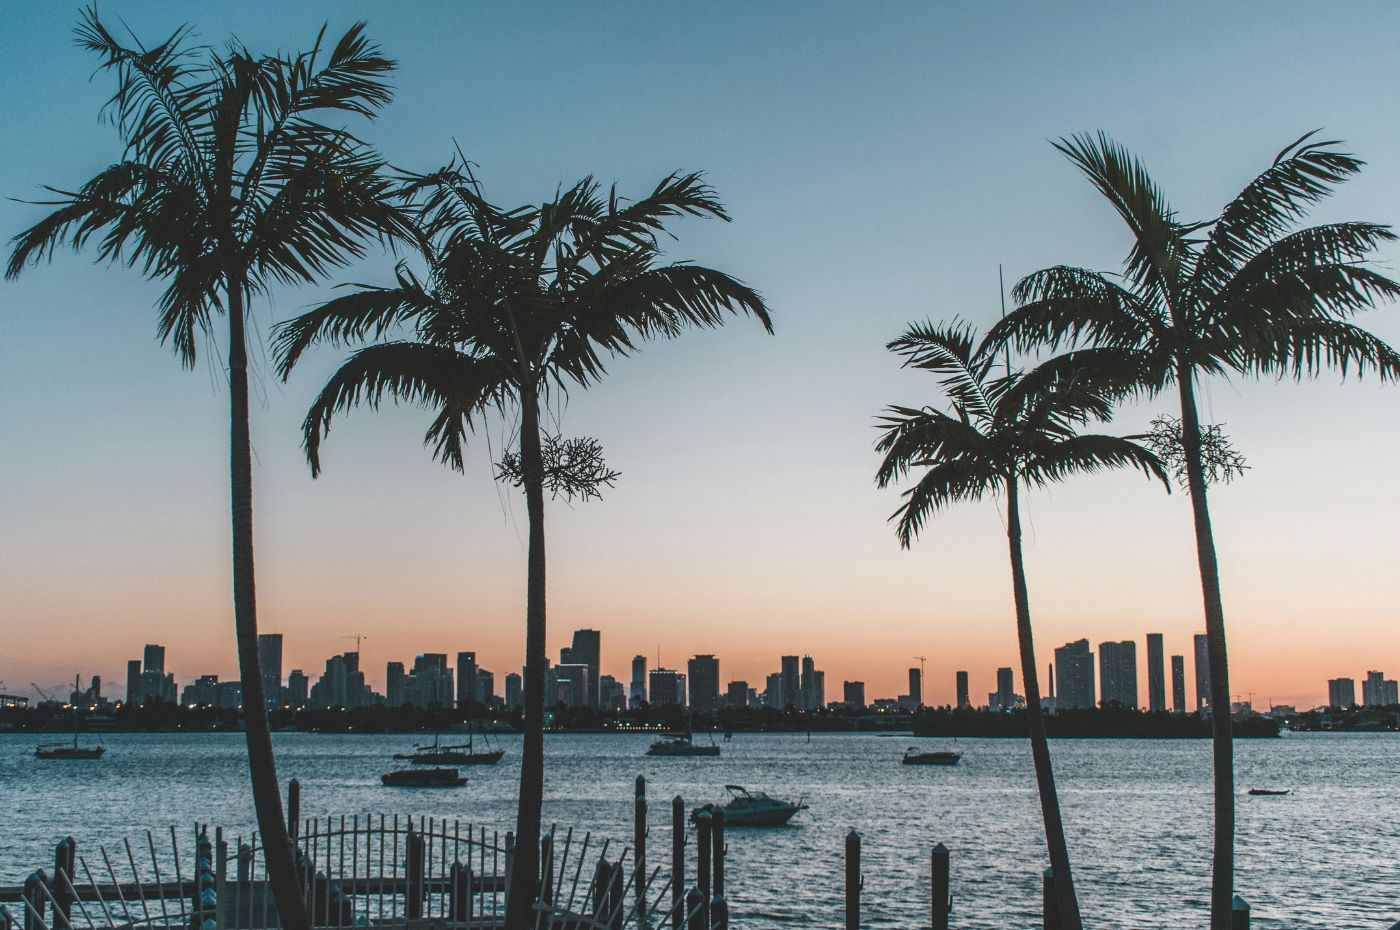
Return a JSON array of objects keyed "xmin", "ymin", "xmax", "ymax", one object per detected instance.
[{"xmin": 2, "ymin": 1, "xmax": 1398, "ymax": 710}]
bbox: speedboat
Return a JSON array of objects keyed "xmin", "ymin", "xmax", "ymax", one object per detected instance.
[
  {"xmin": 692, "ymin": 786, "xmax": 808, "ymax": 826},
  {"xmin": 646, "ymin": 733, "xmax": 720, "ymax": 757},
  {"xmin": 381, "ymin": 767, "xmax": 466, "ymax": 788},
  {"xmin": 902, "ymin": 747, "xmax": 962, "ymax": 766}
]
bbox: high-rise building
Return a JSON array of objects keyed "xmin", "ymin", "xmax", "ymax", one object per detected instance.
[
  {"xmin": 552, "ymin": 664, "xmax": 590, "ymax": 706},
  {"xmin": 1170, "ymin": 655, "xmax": 1186, "ymax": 713},
  {"xmin": 1193, "ymin": 634, "xmax": 1211, "ymax": 710},
  {"xmin": 780, "ymin": 656, "xmax": 799, "ymax": 710},
  {"xmin": 563, "ymin": 630, "xmax": 601, "ymax": 707},
  {"xmin": 955, "ymin": 671, "xmax": 969, "ymax": 709},
  {"xmin": 687, "ymin": 655, "xmax": 721, "ymax": 713},
  {"xmin": 994, "ymin": 667, "xmax": 1014, "ymax": 710},
  {"xmin": 630, "ymin": 655, "xmax": 647, "ymax": 708},
  {"xmin": 456, "ymin": 652, "xmax": 479, "ymax": 709},
  {"xmin": 908, "ymin": 667, "xmax": 924, "ymax": 708},
  {"xmin": 257, "ymin": 634, "xmax": 283, "ymax": 708},
  {"xmin": 764, "ymin": 673, "xmax": 783, "ymax": 709},
  {"xmin": 812, "ymin": 670, "xmax": 825, "ymax": 709},
  {"xmin": 287, "ymin": 669, "xmax": 309, "ymax": 707},
  {"xmin": 126, "ymin": 659, "xmax": 143, "ymax": 706},
  {"xmin": 1362, "ymin": 671, "xmax": 1398, "ymax": 707},
  {"xmin": 505, "ymin": 672, "xmax": 523, "ymax": 709},
  {"xmin": 1054, "ymin": 640, "xmax": 1095, "ymax": 710},
  {"xmin": 843, "ymin": 680, "xmax": 866, "ymax": 710},
  {"xmin": 1099, "ymin": 641, "xmax": 1138, "ymax": 709},
  {"xmin": 386, "ymin": 661, "xmax": 406, "ymax": 707},
  {"xmin": 600, "ymin": 675, "xmax": 626, "ymax": 711},
  {"xmin": 478, "ymin": 669, "xmax": 495, "ymax": 705},
  {"xmin": 1146, "ymin": 633, "xmax": 1165, "ymax": 712},
  {"xmin": 726, "ymin": 680, "xmax": 750, "ymax": 708},
  {"xmin": 143, "ymin": 644, "xmax": 165, "ymax": 676},
  {"xmin": 649, "ymin": 668, "xmax": 684, "ymax": 707},
  {"xmin": 1328, "ymin": 677, "xmax": 1356, "ymax": 709},
  {"xmin": 798, "ymin": 655, "xmax": 817, "ymax": 710},
  {"xmin": 181, "ymin": 675, "xmax": 220, "ymax": 707}
]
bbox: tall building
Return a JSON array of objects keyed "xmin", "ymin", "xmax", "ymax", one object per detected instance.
[
  {"xmin": 1054, "ymin": 640, "xmax": 1095, "ymax": 710},
  {"xmin": 143, "ymin": 644, "xmax": 165, "ymax": 676},
  {"xmin": 257, "ymin": 634, "xmax": 283, "ymax": 708},
  {"xmin": 780, "ymin": 656, "xmax": 799, "ymax": 710},
  {"xmin": 505, "ymin": 672, "xmax": 522, "ymax": 709},
  {"xmin": 1170, "ymin": 655, "xmax": 1186, "ymax": 713},
  {"xmin": 955, "ymin": 671, "xmax": 969, "ymax": 709},
  {"xmin": 1193, "ymin": 634, "xmax": 1211, "ymax": 710},
  {"xmin": 478, "ymin": 669, "xmax": 495, "ymax": 705},
  {"xmin": 455, "ymin": 652, "xmax": 478, "ymax": 709},
  {"xmin": 726, "ymin": 680, "xmax": 750, "ymax": 709},
  {"xmin": 1362, "ymin": 671, "xmax": 1398, "ymax": 707},
  {"xmin": 993, "ymin": 667, "xmax": 1014, "ymax": 710},
  {"xmin": 1099, "ymin": 641, "xmax": 1138, "ymax": 709},
  {"xmin": 1146, "ymin": 633, "xmax": 1165, "ymax": 712},
  {"xmin": 630, "ymin": 655, "xmax": 647, "ymax": 708},
  {"xmin": 386, "ymin": 661, "xmax": 405, "ymax": 707},
  {"xmin": 600, "ymin": 675, "xmax": 626, "ymax": 711},
  {"xmin": 687, "ymin": 655, "xmax": 721, "ymax": 713},
  {"xmin": 561, "ymin": 630, "xmax": 601, "ymax": 707},
  {"xmin": 812, "ymin": 670, "xmax": 825, "ymax": 709},
  {"xmin": 1328, "ymin": 677, "xmax": 1356, "ymax": 709},
  {"xmin": 800, "ymin": 655, "xmax": 816, "ymax": 710},
  {"xmin": 126, "ymin": 659, "xmax": 143, "ymax": 706},
  {"xmin": 286, "ymin": 669, "xmax": 309, "ymax": 708},
  {"xmin": 649, "ymin": 668, "xmax": 684, "ymax": 707},
  {"xmin": 907, "ymin": 667, "xmax": 924, "ymax": 708},
  {"xmin": 764, "ymin": 673, "xmax": 783, "ymax": 709},
  {"xmin": 843, "ymin": 680, "xmax": 865, "ymax": 710}
]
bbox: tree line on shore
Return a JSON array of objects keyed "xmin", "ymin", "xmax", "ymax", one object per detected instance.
[{"xmin": 10, "ymin": 10, "xmax": 1399, "ymax": 930}]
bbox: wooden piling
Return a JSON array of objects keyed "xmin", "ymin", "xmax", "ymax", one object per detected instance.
[
  {"xmin": 286, "ymin": 781, "xmax": 300, "ymax": 843},
  {"xmin": 405, "ymin": 830, "xmax": 425, "ymax": 920},
  {"xmin": 21, "ymin": 872, "xmax": 45, "ymax": 930},
  {"xmin": 931, "ymin": 843, "xmax": 950, "ymax": 930},
  {"xmin": 711, "ymin": 809, "xmax": 726, "ymax": 930},
  {"xmin": 1042, "ymin": 867, "xmax": 1059, "ymax": 930},
  {"xmin": 685, "ymin": 888, "xmax": 704, "ymax": 930},
  {"xmin": 672, "ymin": 796, "xmax": 685, "ymax": 930},
  {"xmin": 1232, "ymin": 895, "xmax": 1250, "ymax": 930},
  {"xmin": 845, "ymin": 830, "xmax": 861, "ymax": 930},
  {"xmin": 52, "ymin": 837, "xmax": 75, "ymax": 930},
  {"xmin": 539, "ymin": 835, "xmax": 554, "ymax": 906},
  {"xmin": 449, "ymin": 862, "xmax": 472, "ymax": 923},
  {"xmin": 635, "ymin": 776, "xmax": 647, "ymax": 928},
  {"xmin": 695, "ymin": 811, "xmax": 712, "ymax": 930}
]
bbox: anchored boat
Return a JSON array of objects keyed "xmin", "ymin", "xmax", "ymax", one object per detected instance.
[
  {"xmin": 393, "ymin": 728, "xmax": 504, "ymax": 766},
  {"xmin": 381, "ymin": 767, "xmax": 466, "ymax": 788},
  {"xmin": 36, "ymin": 675, "xmax": 105, "ymax": 760},
  {"xmin": 692, "ymin": 786, "xmax": 808, "ymax": 826},
  {"xmin": 902, "ymin": 747, "xmax": 962, "ymax": 766},
  {"xmin": 1248, "ymin": 788, "xmax": 1290, "ymax": 796},
  {"xmin": 646, "ymin": 731, "xmax": 720, "ymax": 757}
]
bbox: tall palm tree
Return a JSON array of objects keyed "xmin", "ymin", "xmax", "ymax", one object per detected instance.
[
  {"xmin": 273, "ymin": 161, "xmax": 771, "ymax": 930},
  {"xmin": 875, "ymin": 320, "xmax": 1168, "ymax": 930},
  {"xmin": 984, "ymin": 131, "xmax": 1400, "ymax": 928},
  {"xmin": 7, "ymin": 11, "xmax": 409, "ymax": 928}
]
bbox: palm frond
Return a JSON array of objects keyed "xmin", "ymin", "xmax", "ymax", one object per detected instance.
[
  {"xmin": 1226, "ymin": 316, "xmax": 1400, "ymax": 382},
  {"xmin": 890, "ymin": 458, "xmax": 996, "ymax": 549},
  {"xmin": 874, "ymin": 404, "xmax": 988, "ymax": 488},
  {"xmin": 990, "ymin": 266, "xmax": 1159, "ymax": 353},
  {"xmin": 888, "ymin": 319, "xmax": 995, "ymax": 421},
  {"xmin": 1021, "ymin": 433, "xmax": 1170, "ymax": 493}
]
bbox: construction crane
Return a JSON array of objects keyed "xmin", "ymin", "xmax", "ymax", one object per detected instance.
[
  {"xmin": 912, "ymin": 656, "xmax": 927, "ymax": 682},
  {"xmin": 343, "ymin": 633, "xmax": 368, "ymax": 656},
  {"xmin": 32, "ymin": 682, "xmax": 64, "ymax": 703}
]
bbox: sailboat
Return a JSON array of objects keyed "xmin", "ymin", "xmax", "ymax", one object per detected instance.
[
  {"xmin": 36, "ymin": 676, "xmax": 105, "ymax": 760},
  {"xmin": 393, "ymin": 725, "xmax": 504, "ymax": 765}
]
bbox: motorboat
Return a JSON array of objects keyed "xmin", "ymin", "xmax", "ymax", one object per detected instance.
[
  {"xmin": 902, "ymin": 747, "xmax": 962, "ymax": 766},
  {"xmin": 393, "ymin": 729, "xmax": 504, "ymax": 766},
  {"xmin": 381, "ymin": 767, "xmax": 466, "ymax": 788},
  {"xmin": 1247, "ymin": 788, "xmax": 1290, "ymax": 796},
  {"xmin": 692, "ymin": 786, "xmax": 808, "ymax": 826},
  {"xmin": 646, "ymin": 732, "xmax": 720, "ymax": 757}
]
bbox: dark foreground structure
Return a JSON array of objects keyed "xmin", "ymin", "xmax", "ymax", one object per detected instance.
[{"xmin": 911, "ymin": 707, "xmax": 1282, "ymax": 739}]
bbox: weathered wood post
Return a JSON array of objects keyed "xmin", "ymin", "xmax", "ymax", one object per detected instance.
[
  {"xmin": 672, "ymin": 796, "xmax": 685, "ymax": 930},
  {"xmin": 1232, "ymin": 895, "xmax": 1250, "ymax": 930},
  {"xmin": 931, "ymin": 842, "xmax": 950, "ymax": 930},
  {"xmin": 192, "ymin": 829, "xmax": 216, "ymax": 930},
  {"xmin": 52, "ymin": 837, "xmax": 75, "ymax": 930},
  {"xmin": 449, "ymin": 862, "xmax": 472, "ymax": 923},
  {"xmin": 608, "ymin": 860, "xmax": 624, "ymax": 930},
  {"xmin": 695, "ymin": 811, "xmax": 712, "ymax": 930},
  {"xmin": 592, "ymin": 860, "xmax": 623, "ymax": 930},
  {"xmin": 405, "ymin": 829, "xmax": 425, "ymax": 920},
  {"xmin": 540, "ymin": 835, "xmax": 554, "ymax": 906},
  {"xmin": 844, "ymin": 831, "xmax": 861, "ymax": 930},
  {"xmin": 286, "ymin": 780, "xmax": 300, "ymax": 843},
  {"xmin": 505, "ymin": 831, "xmax": 515, "ymax": 883},
  {"xmin": 685, "ymin": 888, "xmax": 704, "ymax": 930},
  {"xmin": 237, "ymin": 843, "xmax": 252, "ymax": 884},
  {"xmin": 21, "ymin": 871, "xmax": 45, "ymax": 930},
  {"xmin": 710, "ymin": 810, "xmax": 727, "ymax": 930},
  {"xmin": 1042, "ymin": 867, "xmax": 1059, "ymax": 930},
  {"xmin": 635, "ymin": 776, "xmax": 648, "ymax": 928}
]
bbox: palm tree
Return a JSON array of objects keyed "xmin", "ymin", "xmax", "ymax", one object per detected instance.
[
  {"xmin": 875, "ymin": 320, "xmax": 1168, "ymax": 930},
  {"xmin": 984, "ymin": 131, "xmax": 1400, "ymax": 928},
  {"xmin": 273, "ymin": 161, "xmax": 771, "ymax": 929},
  {"xmin": 7, "ymin": 11, "xmax": 410, "ymax": 928}
]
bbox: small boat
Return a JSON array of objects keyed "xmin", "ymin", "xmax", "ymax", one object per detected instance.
[
  {"xmin": 36, "ymin": 676, "xmax": 105, "ymax": 760},
  {"xmin": 902, "ymin": 747, "xmax": 962, "ymax": 766},
  {"xmin": 692, "ymin": 786, "xmax": 808, "ymax": 827},
  {"xmin": 393, "ymin": 729, "xmax": 504, "ymax": 766},
  {"xmin": 381, "ymin": 767, "xmax": 466, "ymax": 788},
  {"xmin": 1247, "ymin": 788, "xmax": 1290, "ymax": 796},
  {"xmin": 646, "ymin": 732, "xmax": 720, "ymax": 757}
]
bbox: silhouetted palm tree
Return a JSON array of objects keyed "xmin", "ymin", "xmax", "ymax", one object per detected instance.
[
  {"xmin": 7, "ymin": 11, "xmax": 409, "ymax": 928},
  {"xmin": 984, "ymin": 131, "xmax": 1400, "ymax": 928},
  {"xmin": 876, "ymin": 321, "xmax": 1168, "ymax": 930},
  {"xmin": 274, "ymin": 162, "xmax": 771, "ymax": 929}
]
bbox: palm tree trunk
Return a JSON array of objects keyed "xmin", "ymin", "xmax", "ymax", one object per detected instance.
[
  {"xmin": 1175, "ymin": 368, "xmax": 1234, "ymax": 930},
  {"xmin": 505, "ymin": 385, "xmax": 548, "ymax": 930},
  {"xmin": 1006, "ymin": 474, "xmax": 1083, "ymax": 930},
  {"xmin": 227, "ymin": 280, "xmax": 309, "ymax": 930}
]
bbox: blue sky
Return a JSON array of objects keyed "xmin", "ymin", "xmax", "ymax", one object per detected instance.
[{"xmin": 3, "ymin": 1, "xmax": 1399, "ymax": 706}]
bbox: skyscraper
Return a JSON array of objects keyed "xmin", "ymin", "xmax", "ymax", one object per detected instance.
[
  {"xmin": 257, "ymin": 633, "xmax": 283, "ymax": 708},
  {"xmin": 1361, "ymin": 671, "xmax": 1397, "ymax": 706},
  {"xmin": 477, "ymin": 669, "xmax": 495, "ymax": 705},
  {"xmin": 955, "ymin": 670, "xmax": 969, "ymax": 709},
  {"xmin": 780, "ymin": 656, "xmax": 799, "ymax": 709},
  {"xmin": 286, "ymin": 669, "xmax": 309, "ymax": 707},
  {"xmin": 1146, "ymin": 633, "xmax": 1165, "ymax": 712},
  {"xmin": 143, "ymin": 644, "xmax": 165, "ymax": 676},
  {"xmin": 764, "ymin": 673, "xmax": 783, "ymax": 709},
  {"xmin": 456, "ymin": 652, "xmax": 478, "ymax": 709},
  {"xmin": 1098, "ymin": 641, "xmax": 1138, "ymax": 708},
  {"xmin": 908, "ymin": 667, "xmax": 923, "ymax": 708},
  {"xmin": 630, "ymin": 655, "xmax": 647, "ymax": 708},
  {"xmin": 565, "ymin": 629, "xmax": 601, "ymax": 707},
  {"xmin": 649, "ymin": 668, "xmax": 683, "ymax": 707},
  {"xmin": 505, "ymin": 672, "xmax": 522, "ymax": 709},
  {"xmin": 1053, "ymin": 640, "xmax": 1095, "ymax": 710},
  {"xmin": 1193, "ymin": 634, "xmax": 1211, "ymax": 710},
  {"xmin": 1170, "ymin": 655, "xmax": 1186, "ymax": 713},
  {"xmin": 800, "ymin": 655, "xmax": 816, "ymax": 710},
  {"xmin": 125, "ymin": 659, "xmax": 143, "ymax": 706},
  {"xmin": 813, "ymin": 669, "xmax": 825, "ymax": 709},
  {"xmin": 1328, "ymin": 677, "xmax": 1356, "ymax": 709},
  {"xmin": 726, "ymin": 681, "xmax": 750, "ymax": 708},
  {"xmin": 843, "ymin": 680, "xmax": 865, "ymax": 710},
  {"xmin": 687, "ymin": 655, "xmax": 721, "ymax": 713},
  {"xmin": 994, "ymin": 667, "xmax": 1014, "ymax": 710}
]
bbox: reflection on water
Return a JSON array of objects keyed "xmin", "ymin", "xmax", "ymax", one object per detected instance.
[{"xmin": 2, "ymin": 731, "xmax": 1395, "ymax": 929}]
